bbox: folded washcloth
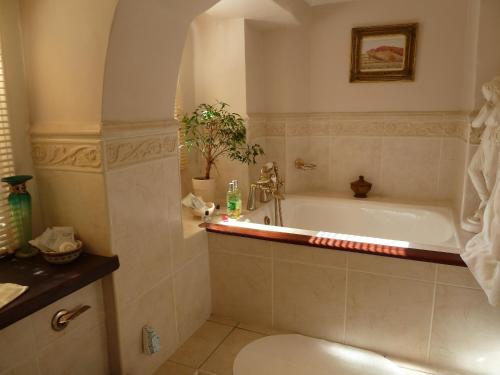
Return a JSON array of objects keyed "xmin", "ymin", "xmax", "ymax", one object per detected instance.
[{"xmin": 0, "ymin": 283, "xmax": 28, "ymax": 310}]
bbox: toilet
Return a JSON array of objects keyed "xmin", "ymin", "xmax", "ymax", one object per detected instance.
[{"xmin": 234, "ymin": 334, "xmax": 404, "ymax": 375}]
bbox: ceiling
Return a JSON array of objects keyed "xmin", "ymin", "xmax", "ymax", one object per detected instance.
[{"xmin": 206, "ymin": 0, "xmax": 297, "ymax": 25}]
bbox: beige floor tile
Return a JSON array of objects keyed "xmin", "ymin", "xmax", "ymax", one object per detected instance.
[
  {"xmin": 200, "ymin": 328, "xmax": 264, "ymax": 375},
  {"xmin": 237, "ymin": 322, "xmax": 290, "ymax": 336},
  {"xmin": 208, "ymin": 314, "xmax": 239, "ymax": 327},
  {"xmin": 153, "ymin": 361, "xmax": 197, "ymax": 375},
  {"xmin": 169, "ymin": 321, "xmax": 234, "ymax": 368}
]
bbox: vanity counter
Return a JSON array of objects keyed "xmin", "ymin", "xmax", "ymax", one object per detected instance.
[{"xmin": 0, "ymin": 252, "xmax": 119, "ymax": 330}]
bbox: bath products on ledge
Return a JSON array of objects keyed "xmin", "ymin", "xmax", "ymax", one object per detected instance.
[
  {"xmin": 182, "ymin": 193, "xmax": 215, "ymax": 217},
  {"xmin": 227, "ymin": 180, "xmax": 242, "ymax": 219}
]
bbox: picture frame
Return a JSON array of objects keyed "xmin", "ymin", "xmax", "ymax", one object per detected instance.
[{"xmin": 350, "ymin": 23, "xmax": 418, "ymax": 82}]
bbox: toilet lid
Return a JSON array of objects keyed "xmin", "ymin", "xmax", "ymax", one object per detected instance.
[{"xmin": 234, "ymin": 334, "xmax": 404, "ymax": 375}]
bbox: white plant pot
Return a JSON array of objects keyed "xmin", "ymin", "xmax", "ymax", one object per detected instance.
[{"xmin": 192, "ymin": 177, "xmax": 216, "ymax": 203}]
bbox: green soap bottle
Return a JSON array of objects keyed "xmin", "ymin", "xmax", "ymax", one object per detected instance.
[{"xmin": 226, "ymin": 180, "xmax": 242, "ymax": 219}]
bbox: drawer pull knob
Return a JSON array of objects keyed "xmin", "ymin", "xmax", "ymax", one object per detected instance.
[{"xmin": 51, "ymin": 305, "xmax": 91, "ymax": 331}]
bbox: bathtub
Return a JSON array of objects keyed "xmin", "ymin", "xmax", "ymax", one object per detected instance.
[
  {"xmin": 208, "ymin": 194, "xmax": 463, "ymax": 264},
  {"xmin": 245, "ymin": 194, "xmax": 460, "ymax": 250}
]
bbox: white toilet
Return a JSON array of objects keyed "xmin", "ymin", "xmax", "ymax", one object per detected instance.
[{"xmin": 234, "ymin": 334, "xmax": 404, "ymax": 375}]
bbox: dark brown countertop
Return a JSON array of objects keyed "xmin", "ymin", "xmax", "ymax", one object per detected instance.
[{"xmin": 0, "ymin": 252, "xmax": 119, "ymax": 330}]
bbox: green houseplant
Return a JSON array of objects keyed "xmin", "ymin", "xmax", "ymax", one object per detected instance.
[{"xmin": 182, "ymin": 101, "xmax": 264, "ymax": 201}]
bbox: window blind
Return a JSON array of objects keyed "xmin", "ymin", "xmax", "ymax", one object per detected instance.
[{"xmin": 0, "ymin": 38, "xmax": 19, "ymax": 255}]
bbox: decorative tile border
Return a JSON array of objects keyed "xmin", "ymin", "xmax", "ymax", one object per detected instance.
[
  {"xmin": 248, "ymin": 112, "xmax": 471, "ymax": 141},
  {"xmin": 32, "ymin": 141, "xmax": 102, "ymax": 172},
  {"xmin": 105, "ymin": 134, "xmax": 178, "ymax": 170}
]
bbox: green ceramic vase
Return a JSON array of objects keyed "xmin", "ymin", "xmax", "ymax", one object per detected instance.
[{"xmin": 1, "ymin": 175, "xmax": 36, "ymax": 258}]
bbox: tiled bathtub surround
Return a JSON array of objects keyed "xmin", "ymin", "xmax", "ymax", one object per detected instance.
[
  {"xmin": 248, "ymin": 112, "xmax": 469, "ymax": 208},
  {"xmin": 208, "ymin": 233, "xmax": 500, "ymax": 375}
]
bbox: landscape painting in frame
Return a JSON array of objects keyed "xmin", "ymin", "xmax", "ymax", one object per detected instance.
[{"xmin": 350, "ymin": 24, "xmax": 417, "ymax": 82}]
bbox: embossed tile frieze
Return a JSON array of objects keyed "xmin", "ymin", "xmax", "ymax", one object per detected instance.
[
  {"xmin": 105, "ymin": 134, "xmax": 178, "ymax": 169},
  {"xmin": 248, "ymin": 112, "xmax": 470, "ymax": 140},
  {"xmin": 32, "ymin": 141, "xmax": 102, "ymax": 172}
]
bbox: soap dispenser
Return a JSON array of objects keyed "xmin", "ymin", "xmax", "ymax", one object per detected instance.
[{"xmin": 227, "ymin": 180, "xmax": 242, "ymax": 219}]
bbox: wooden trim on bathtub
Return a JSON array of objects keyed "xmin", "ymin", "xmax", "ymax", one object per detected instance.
[{"xmin": 203, "ymin": 223, "xmax": 466, "ymax": 267}]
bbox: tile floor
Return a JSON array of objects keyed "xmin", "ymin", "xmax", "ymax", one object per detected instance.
[{"xmin": 154, "ymin": 316, "xmax": 453, "ymax": 375}]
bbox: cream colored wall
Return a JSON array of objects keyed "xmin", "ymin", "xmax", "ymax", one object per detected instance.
[
  {"xmin": 20, "ymin": 0, "xmax": 117, "ymax": 133},
  {"xmin": 0, "ymin": 282, "xmax": 108, "ymax": 375},
  {"xmin": 102, "ymin": 0, "xmax": 218, "ymax": 122},
  {"xmin": 192, "ymin": 16, "xmax": 247, "ymax": 115},
  {"xmin": 245, "ymin": 22, "xmax": 266, "ymax": 113},
  {"xmin": 0, "ymin": 0, "xmax": 43, "ymax": 234},
  {"xmin": 262, "ymin": 25, "xmax": 310, "ymax": 113},
  {"xmin": 474, "ymin": 0, "xmax": 500, "ymax": 107},
  {"xmin": 309, "ymin": 0, "xmax": 474, "ymax": 112},
  {"xmin": 185, "ymin": 15, "xmax": 250, "ymax": 202}
]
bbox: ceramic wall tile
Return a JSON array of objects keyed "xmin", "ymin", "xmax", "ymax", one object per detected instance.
[
  {"xmin": 210, "ymin": 250, "xmax": 272, "ymax": 326},
  {"xmin": 379, "ymin": 138, "xmax": 441, "ymax": 200},
  {"xmin": 119, "ymin": 277, "xmax": 178, "ymax": 375},
  {"xmin": 37, "ymin": 322, "xmax": 108, "ymax": 375},
  {"xmin": 263, "ymin": 136, "xmax": 286, "ymax": 175},
  {"xmin": 174, "ymin": 252, "xmax": 212, "ymax": 342},
  {"xmin": 272, "ymin": 241, "xmax": 346, "ymax": 268},
  {"xmin": 0, "ymin": 317, "xmax": 36, "ymax": 373},
  {"xmin": 429, "ymin": 285, "xmax": 500, "ymax": 375},
  {"xmin": 107, "ymin": 158, "xmax": 172, "ymax": 309},
  {"xmin": 285, "ymin": 136, "xmax": 330, "ymax": 193},
  {"xmin": 273, "ymin": 260, "xmax": 346, "ymax": 341},
  {"xmin": 436, "ymin": 264, "xmax": 480, "ymax": 289},
  {"xmin": 208, "ymin": 233, "xmax": 271, "ymax": 258},
  {"xmin": 173, "ymin": 228, "xmax": 208, "ymax": 274},
  {"xmin": 0, "ymin": 359, "xmax": 39, "ymax": 375},
  {"xmin": 330, "ymin": 136, "xmax": 382, "ymax": 194},
  {"xmin": 247, "ymin": 113, "xmax": 466, "ymax": 202},
  {"xmin": 348, "ymin": 253, "xmax": 436, "ymax": 281},
  {"xmin": 164, "ymin": 156, "xmax": 187, "ymax": 271},
  {"xmin": 30, "ymin": 281, "xmax": 105, "ymax": 349},
  {"xmin": 345, "ymin": 271, "xmax": 434, "ymax": 362}
]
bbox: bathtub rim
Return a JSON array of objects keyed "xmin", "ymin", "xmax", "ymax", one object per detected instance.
[{"xmin": 202, "ymin": 222, "xmax": 466, "ymax": 267}]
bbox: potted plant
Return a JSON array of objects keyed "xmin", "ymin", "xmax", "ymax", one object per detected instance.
[{"xmin": 182, "ymin": 101, "xmax": 264, "ymax": 202}]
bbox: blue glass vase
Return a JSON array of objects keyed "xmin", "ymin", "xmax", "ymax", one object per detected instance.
[{"xmin": 1, "ymin": 175, "xmax": 37, "ymax": 258}]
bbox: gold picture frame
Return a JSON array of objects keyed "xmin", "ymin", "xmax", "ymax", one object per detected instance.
[{"xmin": 350, "ymin": 23, "xmax": 418, "ymax": 82}]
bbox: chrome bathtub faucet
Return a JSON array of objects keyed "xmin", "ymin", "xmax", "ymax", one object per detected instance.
[{"xmin": 247, "ymin": 162, "xmax": 285, "ymax": 226}]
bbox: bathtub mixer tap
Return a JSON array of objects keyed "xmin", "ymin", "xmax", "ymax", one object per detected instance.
[{"xmin": 247, "ymin": 162, "xmax": 285, "ymax": 226}]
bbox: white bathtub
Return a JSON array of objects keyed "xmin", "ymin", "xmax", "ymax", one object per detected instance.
[{"xmin": 240, "ymin": 194, "xmax": 460, "ymax": 250}]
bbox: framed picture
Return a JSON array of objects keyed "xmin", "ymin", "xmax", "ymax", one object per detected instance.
[{"xmin": 350, "ymin": 23, "xmax": 418, "ymax": 82}]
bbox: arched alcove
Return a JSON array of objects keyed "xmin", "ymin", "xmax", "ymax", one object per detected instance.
[{"xmin": 102, "ymin": 0, "xmax": 219, "ymax": 122}]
